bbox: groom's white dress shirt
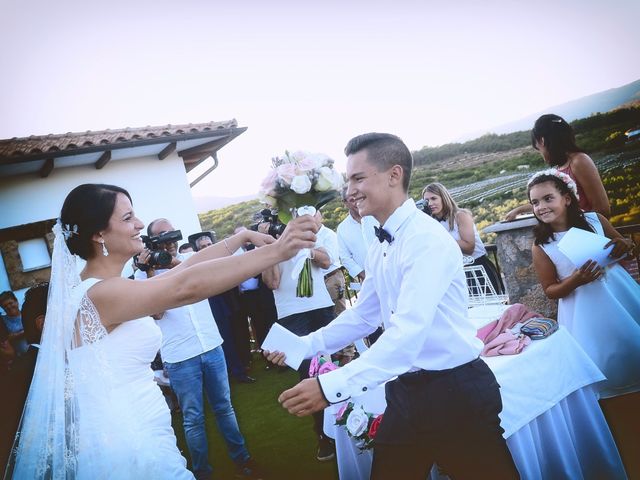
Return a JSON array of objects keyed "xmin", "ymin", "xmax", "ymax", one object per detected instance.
[{"xmin": 304, "ymin": 199, "xmax": 483, "ymax": 403}]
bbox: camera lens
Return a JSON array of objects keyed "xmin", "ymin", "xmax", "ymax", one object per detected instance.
[{"xmin": 149, "ymin": 250, "xmax": 172, "ymax": 267}]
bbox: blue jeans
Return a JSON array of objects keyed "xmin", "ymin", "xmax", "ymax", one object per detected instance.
[{"xmin": 165, "ymin": 346, "xmax": 249, "ymax": 478}]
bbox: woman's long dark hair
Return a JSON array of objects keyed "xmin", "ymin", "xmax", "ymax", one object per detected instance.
[
  {"xmin": 527, "ymin": 174, "xmax": 594, "ymax": 245},
  {"xmin": 531, "ymin": 114, "xmax": 585, "ymax": 167},
  {"xmin": 60, "ymin": 184, "xmax": 132, "ymax": 259}
]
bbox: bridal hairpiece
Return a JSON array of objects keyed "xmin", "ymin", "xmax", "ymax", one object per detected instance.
[
  {"xmin": 527, "ymin": 169, "xmax": 579, "ymax": 199},
  {"xmin": 59, "ymin": 221, "xmax": 78, "ymax": 240}
]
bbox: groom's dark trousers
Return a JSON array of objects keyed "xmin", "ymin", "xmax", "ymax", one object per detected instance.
[{"xmin": 371, "ymin": 358, "xmax": 519, "ymax": 480}]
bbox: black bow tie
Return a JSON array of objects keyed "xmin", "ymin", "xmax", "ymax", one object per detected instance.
[{"xmin": 374, "ymin": 226, "xmax": 394, "ymax": 244}]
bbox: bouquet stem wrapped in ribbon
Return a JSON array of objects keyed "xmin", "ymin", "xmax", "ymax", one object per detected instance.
[{"xmin": 260, "ymin": 151, "xmax": 344, "ymax": 297}]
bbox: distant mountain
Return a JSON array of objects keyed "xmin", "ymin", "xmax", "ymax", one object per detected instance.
[
  {"xmin": 491, "ymin": 78, "xmax": 640, "ymax": 135},
  {"xmin": 192, "ymin": 194, "xmax": 257, "ymax": 213}
]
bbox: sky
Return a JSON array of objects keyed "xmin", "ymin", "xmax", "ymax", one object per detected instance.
[{"xmin": 1, "ymin": 0, "xmax": 639, "ymax": 199}]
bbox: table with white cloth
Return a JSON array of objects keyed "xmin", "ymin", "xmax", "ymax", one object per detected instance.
[{"xmin": 324, "ymin": 306, "xmax": 627, "ymax": 480}]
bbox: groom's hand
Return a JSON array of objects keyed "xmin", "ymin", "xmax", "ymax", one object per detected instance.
[{"xmin": 278, "ymin": 378, "xmax": 328, "ymax": 417}]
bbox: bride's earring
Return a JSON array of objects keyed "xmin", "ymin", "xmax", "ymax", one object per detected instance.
[{"xmin": 101, "ymin": 241, "xmax": 109, "ymax": 257}]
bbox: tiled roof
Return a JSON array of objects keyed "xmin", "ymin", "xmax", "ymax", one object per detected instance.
[{"xmin": 0, "ymin": 119, "xmax": 238, "ymax": 161}]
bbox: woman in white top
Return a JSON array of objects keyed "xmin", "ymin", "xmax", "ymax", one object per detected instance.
[
  {"xmin": 422, "ymin": 183, "xmax": 504, "ymax": 294},
  {"xmin": 6, "ymin": 183, "xmax": 318, "ymax": 479}
]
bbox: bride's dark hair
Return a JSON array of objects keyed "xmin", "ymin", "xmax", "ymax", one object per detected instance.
[
  {"xmin": 527, "ymin": 174, "xmax": 593, "ymax": 245},
  {"xmin": 60, "ymin": 184, "xmax": 132, "ymax": 259}
]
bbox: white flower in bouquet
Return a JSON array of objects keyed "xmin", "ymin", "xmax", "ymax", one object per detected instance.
[
  {"xmin": 291, "ymin": 175, "xmax": 312, "ymax": 194},
  {"xmin": 316, "ymin": 166, "xmax": 344, "ymax": 192},
  {"xmin": 346, "ymin": 407, "xmax": 370, "ymax": 437}
]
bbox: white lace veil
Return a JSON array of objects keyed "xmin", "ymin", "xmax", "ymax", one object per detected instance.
[{"xmin": 4, "ymin": 221, "xmax": 113, "ymax": 479}]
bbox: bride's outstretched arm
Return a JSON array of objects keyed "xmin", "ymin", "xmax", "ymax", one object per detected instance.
[
  {"xmin": 136, "ymin": 229, "xmax": 275, "ymax": 279},
  {"xmin": 89, "ymin": 215, "xmax": 319, "ymax": 326}
]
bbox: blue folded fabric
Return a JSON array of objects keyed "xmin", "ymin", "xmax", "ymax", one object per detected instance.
[{"xmin": 520, "ymin": 317, "xmax": 558, "ymax": 340}]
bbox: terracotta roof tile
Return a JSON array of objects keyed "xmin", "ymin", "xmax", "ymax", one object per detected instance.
[{"xmin": 0, "ymin": 119, "xmax": 238, "ymax": 160}]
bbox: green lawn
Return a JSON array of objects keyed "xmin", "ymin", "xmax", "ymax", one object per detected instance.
[{"xmin": 171, "ymin": 354, "xmax": 339, "ymax": 480}]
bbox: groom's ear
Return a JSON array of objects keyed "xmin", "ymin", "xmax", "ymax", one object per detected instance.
[{"xmin": 388, "ymin": 165, "xmax": 403, "ymax": 187}]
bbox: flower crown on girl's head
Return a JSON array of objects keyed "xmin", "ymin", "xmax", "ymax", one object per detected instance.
[{"xmin": 527, "ymin": 168, "xmax": 579, "ymax": 200}]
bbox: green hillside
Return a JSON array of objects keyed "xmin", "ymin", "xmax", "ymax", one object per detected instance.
[{"xmin": 199, "ymin": 106, "xmax": 640, "ymax": 241}]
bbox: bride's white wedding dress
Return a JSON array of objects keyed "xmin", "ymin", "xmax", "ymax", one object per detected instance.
[{"xmin": 65, "ymin": 278, "xmax": 194, "ymax": 479}]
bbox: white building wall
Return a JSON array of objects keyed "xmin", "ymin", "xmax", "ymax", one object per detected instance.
[{"xmin": 0, "ymin": 152, "xmax": 204, "ymax": 302}]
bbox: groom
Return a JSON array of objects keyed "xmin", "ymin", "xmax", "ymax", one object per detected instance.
[{"xmin": 267, "ymin": 133, "xmax": 518, "ymax": 479}]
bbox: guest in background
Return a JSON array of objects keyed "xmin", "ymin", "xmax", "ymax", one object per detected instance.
[
  {"xmin": 336, "ymin": 189, "xmax": 383, "ymax": 346},
  {"xmin": 233, "ymin": 226, "xmax": 276, "ymax": 350},
  {"xmin": 136, "ymin": 219, "xmax": 261, "ymax": 479},
  {"xmin": 191, "ymin": 230, "xmax": 256, "ymax": 384},
  {"xmin": 263, "ymin": 214, "xmax": 338, "ymax": 462},
  {"xmin": 1, "ymin": 282, "xmax": 50, "ymax": 468},
  {"xmin": 1, "ymin": 321, "xmax": 18, "ymax": 468},
  {"xmin": 336, "ymin": 188, "xmax": 378, "ymax": 283},
  {"xmin": 0, "ymin": 291, "xmax": 28, "ymax": 356},
  {"xmin": 316, "ymin": 210, "xmax": 347, "ymax": 316},
  {"xmin": 179, "ymin": 243, "xmax": 194, "ymax": 254},
  {"xmin": 192, "ymin": 231, "xmax": 255, "ymax": 371},
  {"xmin": 423, "ymin": 182, "xmax": 504, "ymax": 294},
  {"xmin": 0, "ymin": 322, "xmax": 15, "ymax": 374},
  {"xmin": 505, "ymin": 113, "xmax": 610, "ymax": 220}
]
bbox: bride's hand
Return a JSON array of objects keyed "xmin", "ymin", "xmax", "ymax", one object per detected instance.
[{"xmin": 274, "ymin": 216, "xmax": 319, "ymax": 260}]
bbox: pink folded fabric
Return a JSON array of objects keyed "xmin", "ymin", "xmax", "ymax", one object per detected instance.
[
  {"xmin": 476, "ymin": 303, "xmax": 541, "ymax": 344},
  {"xmin": 476, "ymin": 320, "xmax": 498, "ymax": 343},
  {"xmin": 482, "ymin": 331, "xmax": 531, "ymax": 357}
]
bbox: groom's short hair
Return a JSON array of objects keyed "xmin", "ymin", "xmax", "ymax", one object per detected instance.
[{"xmin": 344, "ymin": 133, "xmax": 413, "ymax": 192}]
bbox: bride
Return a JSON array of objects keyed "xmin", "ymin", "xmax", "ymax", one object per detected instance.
[{"xmin": 5, "ymin": 183, "xmax": 318, "ymax": 479}]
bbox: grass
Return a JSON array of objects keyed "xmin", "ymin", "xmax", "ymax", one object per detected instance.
[{"xmin": 171, "ymin": 353, "xmax": 339, "ymax": 480}]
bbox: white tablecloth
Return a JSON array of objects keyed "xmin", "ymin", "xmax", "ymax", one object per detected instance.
[{"xmin": 324, "ymin": 326, "xmax": 626, "ymax": 479}]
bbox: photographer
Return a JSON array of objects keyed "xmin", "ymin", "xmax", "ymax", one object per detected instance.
[
  {"xmin": 262, "ymin": 210, "xmax": 338, "ymax": 463},
  {"xmin": 135, "ymin": 218, "xmax": 262, "ymax": 479}
]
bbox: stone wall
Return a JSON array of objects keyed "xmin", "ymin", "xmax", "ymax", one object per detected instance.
[
  {"xmin": 485, "ymin": 218, "xmax": 558, "ymax": 318},
  {"xmin": 0, "ymin": 220, "xmax": 55, "ymax": 291}
]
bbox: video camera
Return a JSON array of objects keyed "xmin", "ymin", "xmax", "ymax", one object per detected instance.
[
  {"xmin": 135, "ymin": 230, "xmax": 183, "ymax": 271},
  {"xmin": 415, "ymin": 199, "xmax": 433, "ymax": 217},
  {"xmin": 250, "ymin": 209, "xmax": 285, "ymax": 238}
]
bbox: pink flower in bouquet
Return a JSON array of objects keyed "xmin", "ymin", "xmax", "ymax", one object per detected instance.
[
  {"xmin": 298, "ymin": 153, "xmax": 328, "ymax": 172},
  {"xmin": 308, "ymin": 356, "xmax": 320, "ymax": 377},
  {"xmin": 318, "ymin": 360, "xmax": 339, "ymax": 375},
  {"xmin": 335, "ymin": 403, "xmax": 349, "ymax": 422},
  {"xmin": 368, "ymin": 414, "xmax": 383, "ymax": 440},
  {"xmin": 276, "ymin": 163, "xmax": 297, "ymax": 184},
  {"xmin": 260, "ymin": 169, "xmax": 279, "ymax": 195}
]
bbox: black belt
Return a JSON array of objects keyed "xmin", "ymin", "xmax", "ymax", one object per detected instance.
[{"xmin": 398, "ymin": 358, "xmax": 481, "ymax": 383}]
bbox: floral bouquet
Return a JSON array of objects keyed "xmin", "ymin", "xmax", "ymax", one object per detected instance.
[
  {"xmin": 259, "ymin": 151, "xmax": 344, "ymax": 297},
  {"xmin": 308, "ymin": 354, "xmax": 340, "ymax": 377},
  {"xmin": 335, "ymin": 402, "xmax": 383, "ymax": 452}
]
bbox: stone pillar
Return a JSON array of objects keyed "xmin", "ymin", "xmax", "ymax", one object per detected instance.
[{"xmin": 484, "ymin": 218, "xmax": 558, "ymax": 318}]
